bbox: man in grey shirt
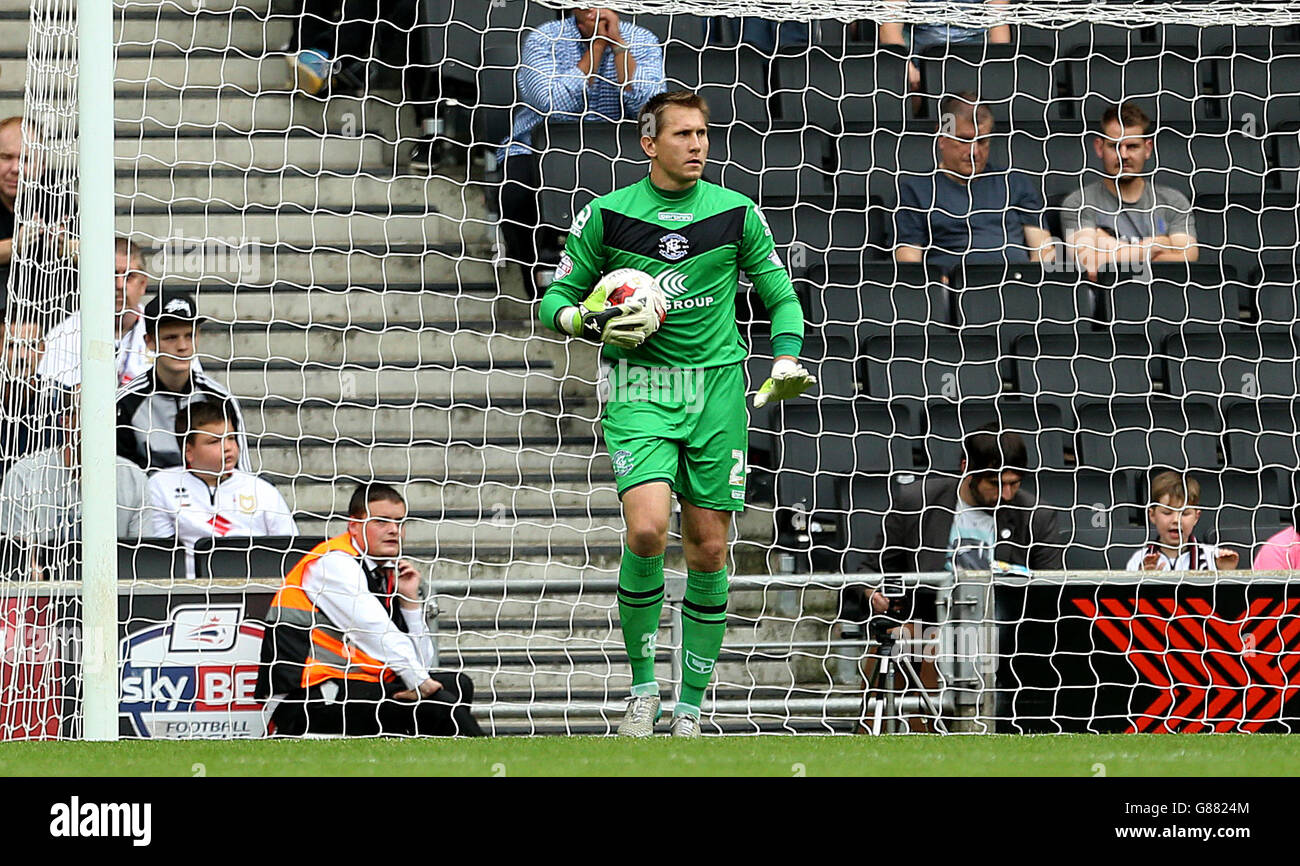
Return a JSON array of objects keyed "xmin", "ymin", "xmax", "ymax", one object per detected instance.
[
  {"xmin": 1061, "ymin": 101, "xmax": 1199, "ymax": 281},
  {"xmin": 0, "ymin": 386, "xmax": 146, "ymax": 550}
]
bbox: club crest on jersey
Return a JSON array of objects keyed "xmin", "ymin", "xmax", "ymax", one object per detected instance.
[
  {"xmin": 658, "ymin": 233, "xmax": 689, "ymax": 261},
  {"xmin": 555, "ymin": 252, "xmax": 574, "ymax": 281},
  {"xmin": 238, "ymin": 493, "xmax": 256, "ymax": 514},
  {"xmin": 612, "ymin": 449, "xmax": 635, "ymax": 477}
]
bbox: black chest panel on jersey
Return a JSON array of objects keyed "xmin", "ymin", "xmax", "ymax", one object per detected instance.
[{"xmin": 600, "ymin": 206, "xmax": 748, "ymax": 263}]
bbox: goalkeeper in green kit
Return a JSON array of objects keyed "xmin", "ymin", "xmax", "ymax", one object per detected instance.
[{"xmin": 538, "ymin": 90, "xmax": 815, "ymax": 737}]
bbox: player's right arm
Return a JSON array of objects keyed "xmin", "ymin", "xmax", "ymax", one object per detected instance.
[{"xmin": 537, "ymin": 203, "xmax": 659, "ymax": 348}]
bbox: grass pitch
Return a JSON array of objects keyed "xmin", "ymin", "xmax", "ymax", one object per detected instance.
[{"xmin": 1, "ymin": 734, "xmax": 1297, "ymax": 777}]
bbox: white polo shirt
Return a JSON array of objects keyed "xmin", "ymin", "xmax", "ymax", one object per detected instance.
[{"xmin": 144, "ymin": 467, "xmax": 298, "ymax": 577}]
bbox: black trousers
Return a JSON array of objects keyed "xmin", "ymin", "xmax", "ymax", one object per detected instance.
[
  {"xmin": 270, "ymin": 671, "xmax": 486, "ymax": 737},
  {"xmin": 498, "ymin": 155, "xmax": 559, "ymax": 300}
]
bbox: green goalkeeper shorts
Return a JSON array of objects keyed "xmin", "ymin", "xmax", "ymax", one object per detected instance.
[{"xmin": 599, "ymin": 360, "xmax": 748, "ymax": 512}]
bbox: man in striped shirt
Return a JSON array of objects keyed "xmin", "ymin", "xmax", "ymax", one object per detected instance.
[{"xmin": 496, "ymin": 7, "xmax": 665, "ymax": 298}]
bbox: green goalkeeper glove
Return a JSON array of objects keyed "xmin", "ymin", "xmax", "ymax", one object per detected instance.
[{"xmin": 753, "ymin": 357, "xmax": 816, "ymax": 408}]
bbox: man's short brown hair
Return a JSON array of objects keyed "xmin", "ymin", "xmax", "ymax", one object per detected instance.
[
  {"xmin": 348, "ymin": 482, "xmax": 406, "ymax": 518},
  {"xmin": 115, "ymin": 236, "xmax": 145, "ymax": 271},
  {"xmin": 639, "ymin": 90, "xmax": 710, "ymax": 139},
  {"xmin": 1099, "ymin": 101, "xmax": 1153, "ymax": 136},
  {"xmin": 1150, "ymin": 470, "xmax": 1200, "ymax": 508}
]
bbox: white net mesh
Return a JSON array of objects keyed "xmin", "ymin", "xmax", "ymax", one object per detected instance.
[{"xmin": 1, "ymin": 0, "xmax": 1299, "ymax": 737}]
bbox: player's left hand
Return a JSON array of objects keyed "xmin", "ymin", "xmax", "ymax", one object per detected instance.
[{"xmin": 753, "ymin": 357, "xmax": 816, "ymax": 408}]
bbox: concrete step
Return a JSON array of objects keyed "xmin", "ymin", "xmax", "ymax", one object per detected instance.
[
  {"xmin": 294, "ymin": 512, "xmax": 628, "ymax": 547},
  {"xmin": 116, "ymin": 13, "xmax": 294, "ymax": 55},
  {"xmin": 114, "ymin": 55, "xmax": 295, "ymax": 91},
  {"xmin": 115, "ymin": 133, "xmax": 387, "ymax": 172},
  {"xmin": 120, "ymin": 207, "xmax": 490, "ymax": 247},
  {"xmin": 248, "ymin": 439, "xmax": 610, "ymax": 480},
  {"xmin": 207, "ymin": 323, "xmax": 546, "ymax": 365},
  {"xmin": 277, "ymin": 477, "xmax": 621, "ymax": 516},
  {"xmin": 207, "ymin": 362, "xmax": 557, "ymax": 402},
  {"xmin": 118, "ymin": 166, "xmax": 463, "ymax": 213},
  {"xmin": 244, "ymin": 398, "xmax": 594, "ymax": 441},
  {"xmin": 144, "ymin": 246, "xmax": 501, "ymax": 288},
  {"xmin": 447, "ymin": 657, "xmax": 825, "ymax": 693},
  {"xmin": 114, "ymin": 92, "xmax": 402, "ymax": 142},
  {"xmin": 109, "ymin": 0, "xmax": 275, "ymax": 12},
  {"xmin": 192, "ymin": 286, "xmax": 531, "ymax": 327}
]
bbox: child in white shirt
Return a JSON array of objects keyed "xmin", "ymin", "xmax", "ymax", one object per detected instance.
[{"xmin": 1125, "ymin": 471, "xmax": 1239, "ymax": 572}]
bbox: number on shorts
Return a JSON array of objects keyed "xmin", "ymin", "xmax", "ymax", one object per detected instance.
[{"xmin": 729, "ymin": 450, "xmax": 745, "ymax": 487}]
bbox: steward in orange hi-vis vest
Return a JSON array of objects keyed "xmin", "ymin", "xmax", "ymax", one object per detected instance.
[{"xmin": 256, "ymin": 533, "xmax": 395, "ymax": 697}]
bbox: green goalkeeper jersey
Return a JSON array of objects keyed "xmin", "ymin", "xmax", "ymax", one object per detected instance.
[{"xmin": 538, "ymin": 176, "xmax": 805, "ymax": 368}]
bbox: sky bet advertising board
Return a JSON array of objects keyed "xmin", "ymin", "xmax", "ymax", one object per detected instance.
[{"xmin": 118, "ymin": 598, "xmax": 273, "ymax": 739}]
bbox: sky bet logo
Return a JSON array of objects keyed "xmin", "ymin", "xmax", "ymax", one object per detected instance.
[{"xmin": 119, "ymin": 603, "xmax": 268, "ymax": 738}]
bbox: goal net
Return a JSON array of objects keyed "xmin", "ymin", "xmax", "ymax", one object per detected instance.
[{"xmin": 2, "ymin": 0, "xmax": 1300, "ymax": 738}]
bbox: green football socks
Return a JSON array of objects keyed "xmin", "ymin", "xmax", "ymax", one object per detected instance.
[
  {"xmin": 677, "ymin": 566, "xmax": 729, "ymax": 716},
  {"xmin": 617, "ymin": 546, "xmax": 665, "ymax": 692}
]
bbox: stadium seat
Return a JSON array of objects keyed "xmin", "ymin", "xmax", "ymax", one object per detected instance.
[
  {"xmin": 197, "ymin": 535, "xmax": 328, "ymax": 580},
  {"xmin": 1165, "ymin": 329, "xmax": 1300, "ymax": 401},
  {"xmin": 950, "ymin": 263, "xmax": 1100, "ymax": 355},
  {"xmin": 664, "ymin": 43, "xmax": 774, "ymax": 126},
  {"xmin": 534, "ymin": 122, "xmax": 649, "ymax": 231},
  {"xmin": 1035, "ymin": 468, "xmax": 1144, "ymax": 528},
  {"xmin": 1224, "ymin": 399, "xmax": 1300, "ymax": 470},
  {"xmin": 1102, "ymin": 263, "xmax": 1243, "ymax": 346},
  {"xmin": 1195, "ymin": 192, "xmax": 1300, "ymax": 297},
  {"xmin": 707, "ymin": 127, "xmax": 834, "ymax": 200},
  {"xmin": 832, "ymin": 127, "xmax": 945, "ymax": 202},
  {"xmin": 774, "ymin": 401, "xmax": 913, "ymax": 515},
  {"xmin": 1063, "ymin": 45, "xmax": 1201, "ymax": 129},
  {"xmin": 118, "ymin": 538, "xmax": 190, "ymax": 581},
  {"xmin": 1251, "ymin": 262, "xmax": 1300, "ymax": 328},
  {"xmin": 772, "ymin": 46, "xmax": 910, "ymax": 130},
  {"xmin": 1062, "ymin": 524, "xmax": 1154, "ymax": 570},
  {"xmin": 1011, "ymin": 332, "xmax": 1156, "ymax": 424},
  {"xmin": 921, "ymin": 400, "xmax": 1069, "ymax": 472},
  {"xmin": 1202, "ymin": 46, "xmax": 1300, "ymax": 136},
  {"xmin": 834, "ymin": 471, "xmax": 916, "ymax": 570},
  {"xmin": 863, "ymin": 333, "xmax": 1004, "ymax": 407},
  {"xmin": 1075, "ymin": 397, "xmax": 1224, "ymax": 472},
  {"xmin": 802, "ymin": 261, "xmax": 950, "ymax": 349},
  {"xmin": 911, "ymin": 43, "xmax": 1060, "ymax": 127},
  {"xmin": 1168, "ymin": 467, "xmax": 1290, "ymax": 536},
  {"xmin": 762, "ymin": 197, "xmax": 891, "ymax": 273}
]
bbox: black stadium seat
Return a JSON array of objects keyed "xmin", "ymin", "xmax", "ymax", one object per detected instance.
[
  {"xmin": 863, "ymin": 333, "xmax": 1003, "ymax": 407},
  {"xmin": 1103, "ymin": 263, "xmax": 1242, "ymax": 346},
  {"xmin": 802, "ymin": 261, "xmax": 949, "ymax": 349},
  {"xmin": 772, "ymin": 46, "xmax": 910, "ymax": 130},
  {"xmin": 775, "ymin": 401, "xmax": 912, "ymax": 514},
  {"xmin": 921, "ymin": 400, "xmax": 1068, "ymax": 472},
  {"xmin": 535, "ymin": 122, "xmax": 648, "ymax": 230},
  {"xmin": 1224, "ymin": 399, "xmax": 1300, "ymax": 470},
  {"xmin": 950, "ymin": 263, "xmax": 1100, "ymax": 355},
  {"xmin": 1075, "ymin": 397, "xmax": 1223, "ymax": 472},
  {"xmin": 1011, "ymin": 332, "xmax": 1156, "ymax": 424},
  {"xmin": 664, "ymin": 43, "xmax": 773, "ymax": 126},
  {"xmin": 197, "ymin": 536, "xmax": 328, "ymax": 580},
  {"xmin": 1165, "ymin": 329, "xmax": 1300, "ymax": 402}
]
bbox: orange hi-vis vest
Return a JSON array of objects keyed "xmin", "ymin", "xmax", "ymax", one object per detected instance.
[{"xmin": 255, "ymin": 532, "xmax": 398, "ymax": 698}]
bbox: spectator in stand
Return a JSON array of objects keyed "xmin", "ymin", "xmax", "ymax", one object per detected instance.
[
  {"xmin": 38, "ymin": 237, "xmax": 150, "ymax": 388},
  {"xmin": 855, "ymin": 426, "xmax": 1063, "ymax": 620},
  {"xmin": 0, "ymin": 385, "xmax": 146, "ymax": 549},
  {"xmin": 144, "ymin": 400, "xmax": 296, "ymax": 579},
  {"xmin": 0, "ymin": 117, "xmax": 18, "ymax": 280},
  {"xmin": 256, "ymin": 482, "xmax": 485, "ymax": 736},
  {"xmin": 878, "ymin": 0, "xmax": 1012, "ymax": 106},
  {"xmin": 0, "ymin": 116, "xmax": 78, "ymax": 306},
  {"xmin": 0, "ymin": 315, "xmax": 57, "ymax": 480},
  {"xmin": 496, "ymin": 7, "xmax": 665, "ymax": 299},
  {"xmin": 116, "ymin": 288, "xmax": 250, "ymax": 472},
  {"xmin": 288, "ymin": 1, "xmax": 445, "ymax": 172},
  {"xmin": 1062, "ymin": 101, "xmax": 1199, "ymax": 281},
  {"xmin": 1127, "ymin": 471, "xmax": 1238, "ymax": 571},
  {"xmin": 1254, "ymin": 515, "xmax": 1300, "ymax": 571},
  {"xmin": 893, "ymin": 92, "xmax": 1054, "ymax": 277}
]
